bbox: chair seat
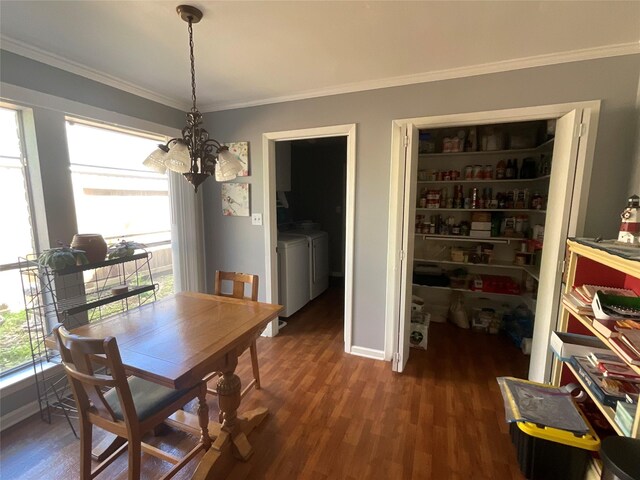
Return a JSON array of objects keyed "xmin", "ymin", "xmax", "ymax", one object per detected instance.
[{"xmin": 104, "ymin": 376, "xmax": 190, "ymax": 422}]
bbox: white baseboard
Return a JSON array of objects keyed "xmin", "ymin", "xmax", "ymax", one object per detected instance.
[
  {"xmin": 0, "ymin": 400, "xmax": 39, "ymax": 432},
  {"xmin": 349, "ymin": 345, "xmax": 386, "ymax": 361}
]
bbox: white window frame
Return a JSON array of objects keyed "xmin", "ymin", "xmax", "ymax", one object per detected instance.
[{"xmin": 0, "ymin": 104, "xmax": 40, "ymax": 377}]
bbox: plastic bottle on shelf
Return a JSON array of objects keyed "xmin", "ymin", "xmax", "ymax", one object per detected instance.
[
  {"xmin": 471, "ymin": 188, "xmax": 480, "ymax": 209},
  {"xmin": 505, "ymin": 159, "xmax": 514, "ymax": 179},
  {"xmin": 419, "ymin": 189, "xmax": 428, "ymax": 208},
  {"xmin": 497, "ymin": 193, "xmax": 506, "ymax": 209},
  {"xmin": 466, "ymin": 127, "xmax": 478, "ymax": 152},
  {"xmin": 531, "ymin": 192, "xmax": 543, "ymax": 210}
]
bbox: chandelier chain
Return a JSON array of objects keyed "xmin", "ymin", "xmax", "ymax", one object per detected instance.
[{"xmin": 188, "ymin": 17, "xmax": 197, "ymax": 111}]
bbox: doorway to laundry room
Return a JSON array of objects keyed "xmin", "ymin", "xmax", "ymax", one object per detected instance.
[
  {"xmin": 275, "ymin": 137, "xmax": 346, "ymax": 329},
  {"xmin": 262, "ymin": 124, "xmax": 356, "ymax": 351}
]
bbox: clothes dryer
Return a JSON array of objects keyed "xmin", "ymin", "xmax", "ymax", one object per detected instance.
[
  {"xmin": 287, "ymin": 230, "xmax": 329, "ymax": 300},
  {"xmin": 277, "ymin": 234, "xmax": 310, "ymax": 317}
]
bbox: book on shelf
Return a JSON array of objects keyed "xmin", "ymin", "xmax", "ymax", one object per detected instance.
[
  {"xmin": 590, "ymin": 317, "xmax": 639, "ymax": 339},
  {"xmin": 617, "ymin": 318, "xmax": 640, "ymax": 331},
  {"xmin": 587, "ymin": 351, "xmax": 627, "ymax": 367},
  {"xmin": 609, "ymin": 336, "xmax": 640, "ymax": 366},
  {"xmin": 569, "ymin": 356, "xmax": 638, "ymax": 407},
  {"xmin": 575, "ymin": 284, "xmax": 637, "ymax": 304},
  {"xmin": 614, "ymin": 401, "xmax": 637, "ymax": 436},
  {"xmin": 592, "ymin": 318, "xmax": 622, "ymax": 339},
  {"xmin": 597, "ymin": 361, "xmax": 640, "ymax": 382},
  {"xmin": 620, "ymin": 329, "xmax": 640, "ymax": 358},
  {"xmin": 563, "ymin": 290, "xmax": 593, "ymax": 315}
]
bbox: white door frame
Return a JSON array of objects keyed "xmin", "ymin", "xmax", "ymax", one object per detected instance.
[
  {"xmin": 385, "ymin": 101, "xmax": 600, "ymax": 378},
  {"xmin": 262, "ymin": 124, "xmax": 356, "ymax": 351}
]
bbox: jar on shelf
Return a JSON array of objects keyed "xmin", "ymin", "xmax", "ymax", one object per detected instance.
[
  {"xmin": 419, "ymin": 132, "xmax": 436, "ymax": 154},
  {"xmin": 464, "ymin": 165, "xmax": 474, "ymax": 180},
  {"xmin": 531, "ymin": 192, "xmax": 543, "ymax": 210}
]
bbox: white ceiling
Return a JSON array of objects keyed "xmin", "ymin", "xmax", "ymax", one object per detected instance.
[{"xmin": 1, "ymin": 1, "xmax": 639, "ymax": 112}]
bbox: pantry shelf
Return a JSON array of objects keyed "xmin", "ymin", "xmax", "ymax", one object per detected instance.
[
  {"xmin": 418, "ymin": 138, "xmax": 554, "ymax": 158},
  {"xmin": 413, "ymin": 283, "xmax": 537, "ymax": 311},
  {"xmin": 416, "ymin": 208, "xmax": 546, "ymax": 213},
  {"xmin": 415, "ymin": 234, "xmax": 527, "ymax": 244},
  {"xmin": 413, "ymin": 284, "xmax": 522, "ymax": 297},
  {"xmin": 417, "ymin": 175, "xmax": 551, "ymax": 185},
  {"xmin": 414, "ymin": 258, "xmax": 539, "ymax": 276}
]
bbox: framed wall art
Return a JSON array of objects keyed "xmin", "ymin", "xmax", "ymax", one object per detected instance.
[{"xmin": 221, "ymin": 183, "xmax": 250, "ymax": 216}]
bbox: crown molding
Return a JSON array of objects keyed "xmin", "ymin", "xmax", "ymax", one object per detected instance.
[
  {"xmin": 2, "ymin": 35, "xmax": 638, "ymax": 114},
  {"xmin": 0, "ymin": 36, "xmax": 190, "ymax": 111},
  {"xmin": 202, "ymin": 41, "xmax": 640, "ymax": 112}
]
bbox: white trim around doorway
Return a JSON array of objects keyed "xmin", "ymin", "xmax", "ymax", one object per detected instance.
[
  {"xmin": 262, "ymin": 124, "xmax": 357, "ymax": 353},
  {"xmin": 385, "ymin": 101, "xmax": 600, "ymax": 379}
]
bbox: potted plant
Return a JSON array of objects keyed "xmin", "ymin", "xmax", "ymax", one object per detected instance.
[
  {"xmin": 37, "ymin": 245, "xmax": 89, "ymax": 271},
  {"xmin": 107, "ymin": 240, "xmax": 146, "ymax": 260}
]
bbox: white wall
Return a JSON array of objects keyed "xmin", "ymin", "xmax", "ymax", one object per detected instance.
[{"xmin": 203, "ymin": 54, "xmax": 640, "ymax": 352}]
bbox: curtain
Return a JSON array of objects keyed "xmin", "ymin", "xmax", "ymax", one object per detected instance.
[{"xmin": 168, "ymin": 171, "xmax": 205, "ymax": 293}]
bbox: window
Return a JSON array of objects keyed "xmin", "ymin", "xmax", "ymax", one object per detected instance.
[
  {"xmin": 0, "ymin": 106, "xmax": 37, "ymax": 374},
  {"xmin": 65, "ymin": 120, "xmax": 174, "ymax": 300}
]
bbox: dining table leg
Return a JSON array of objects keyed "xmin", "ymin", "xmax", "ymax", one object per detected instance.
[
  {"xmin": 191, "ymin": 353, "xmax": 269, "ymax": 480},
  {"xmin": 197, "ymin": 382, "xmax": 211, "ymax": 451}
]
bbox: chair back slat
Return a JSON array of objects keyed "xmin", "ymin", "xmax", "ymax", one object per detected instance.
[
  {"xmin": 54, "ymin": 325, "xmax": 136, "ymax": 424},
  {"xmin": 214, "ymin": 271, "xmax": 259, "ymax": 301}
]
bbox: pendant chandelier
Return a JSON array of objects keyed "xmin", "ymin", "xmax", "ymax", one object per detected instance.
[{"xmin": 143, "ymin": 5, "xmax": 242, "ymax": 192}]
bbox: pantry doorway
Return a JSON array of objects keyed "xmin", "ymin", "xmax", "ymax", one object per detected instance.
[{"xmin": 386, "ymin": 102, "xmax": 600, "ymax": 382}]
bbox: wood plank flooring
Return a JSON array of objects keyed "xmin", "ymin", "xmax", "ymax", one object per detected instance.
[{"xmin": 1, "ymin": 285, "xmax": 527, "ymax": 479}]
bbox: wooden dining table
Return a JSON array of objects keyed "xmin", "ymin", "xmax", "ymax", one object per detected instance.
[{"xmin": 68, "ymin": 291, "xmax": 283, "ymax": 479}]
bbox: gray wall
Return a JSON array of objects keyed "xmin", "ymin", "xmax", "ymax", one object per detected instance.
[
  {"xmin": 1, "ymin": 50, "xmax": 183, "ymax": 127},
  {"xmin": 0, "ymin": 50, "xmax": 185, "ymax": 420},
  {"xmin": 203, "ymin": 54, "xmax": 640, "ymax": 351}
]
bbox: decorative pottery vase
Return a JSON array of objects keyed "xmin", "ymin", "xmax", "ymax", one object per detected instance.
[{"xmin": 70, "ymin": 234, "xmax": 107, "ymax": 264}]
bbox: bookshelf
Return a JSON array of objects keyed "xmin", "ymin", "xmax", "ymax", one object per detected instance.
[{"xmin": 551, "ymin": 238, "xmax": 640, "ymax": 441}]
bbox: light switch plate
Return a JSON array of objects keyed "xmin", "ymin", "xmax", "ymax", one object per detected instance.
[{"xmin": 251, "ymin": 213, "xmax": 262, "ymax": 226}]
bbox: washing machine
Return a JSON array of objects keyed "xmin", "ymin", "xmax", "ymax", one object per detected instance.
[
  {"xmin": 287, "ymin": 229, "xmax": 329, "ymax": 300},
  {"xmin": 277, "ymin": 234, "xmax": 310, "ymax": 317}
]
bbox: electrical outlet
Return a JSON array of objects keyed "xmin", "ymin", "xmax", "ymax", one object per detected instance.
[{"xmin": 251, "ymin": 213, "xmax": 262, "ymax": 226}]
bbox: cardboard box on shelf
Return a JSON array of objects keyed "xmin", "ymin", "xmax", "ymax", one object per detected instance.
[
  {"xmin": 471, "ymin": 221, "xmax": 492, "ymax": 231},
  {"xmin": 470, "ymin": 230, "xmax": 492, "ymax": 238}
]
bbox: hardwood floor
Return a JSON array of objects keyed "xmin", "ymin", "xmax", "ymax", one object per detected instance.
[{"xmin": 1, "ymin": 285, "xmax": 527, "ymax": 479}]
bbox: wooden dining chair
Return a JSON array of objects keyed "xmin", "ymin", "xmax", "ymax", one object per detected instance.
[
  {"xmin": 53, "ymin": 324, "xmax": 209, "ymax": 480},
  {"xmin": 207, "ymin": 271, "xmax": 260, "ymax": 399}
]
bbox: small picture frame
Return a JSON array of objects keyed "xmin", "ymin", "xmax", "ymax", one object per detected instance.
[
  {"xmin": 221, "ymin": 183, "xmax": 250, "ymax": 216},
  {"xmin": 223, "ymin": 141, "xmax": 249, "ymax": 176}
]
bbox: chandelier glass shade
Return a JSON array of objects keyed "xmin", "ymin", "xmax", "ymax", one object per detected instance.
[{"xmin": 142, "ymin": 5, "xmax": 242, "ymax": 192}]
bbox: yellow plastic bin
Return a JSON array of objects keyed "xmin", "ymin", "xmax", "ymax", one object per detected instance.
[
  {"xmin": 510, "ymin": 418, "xmax": 599, "ymax": 480},
  {"xmin": 498, "ymin": 377, "xmax": 600, "ymax": 480}
]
